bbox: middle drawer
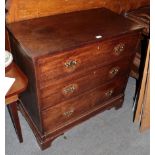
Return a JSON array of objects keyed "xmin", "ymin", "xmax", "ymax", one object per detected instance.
[{"xmin": 39, "ymin": 59, "xmax": 130, "ymax": 110}]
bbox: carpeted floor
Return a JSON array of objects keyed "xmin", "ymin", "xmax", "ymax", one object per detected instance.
[{"xmin": 5, "ymin": 78, "xmax": 150, "ymax": 155}]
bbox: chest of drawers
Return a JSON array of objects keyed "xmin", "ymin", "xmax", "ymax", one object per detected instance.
[{"xmin": 7, "ymin": 8, "xmax": 142, "ymax": 150}]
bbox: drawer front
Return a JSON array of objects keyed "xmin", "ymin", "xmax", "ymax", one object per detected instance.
[
  {"xmin": 42, "ymin": 77, "xmax": 127, "ymax": 133},
  {"xmin": 40, "ymin": 59, "xmax": 130, "ymax": 110},
  {"xmin": 37, "ymin": 33, "xmax": 139, "ymax": 81}
]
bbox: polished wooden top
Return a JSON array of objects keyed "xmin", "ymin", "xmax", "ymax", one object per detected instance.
[
  {"xmin": 7, "ymin": 8, "xmax": 143, "ymax": 59},
  {"xmin": 5, "ymin": 63, "xmax": 28, "ymax": 98}
]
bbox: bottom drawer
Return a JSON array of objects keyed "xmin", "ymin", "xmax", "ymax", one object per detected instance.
[{"xmin": 42, "ymin": 77, "xmax": 127, "ymax": 133}]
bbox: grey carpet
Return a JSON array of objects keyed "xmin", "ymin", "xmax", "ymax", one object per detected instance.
[{"xmin": 5, "ymin": 78, "xmax": 150, "ymax": 155}]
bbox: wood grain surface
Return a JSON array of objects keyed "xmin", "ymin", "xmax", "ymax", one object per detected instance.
[
  {"xmin": 8, "ymin": 8, "xmax": 143, "ymax": 149},
  {"xmin": 7, "ymin": 8, "xmax": 142, "ymax": 59},
  {"xmin": 6, "ymin": 0, "xmax": 149, "ymax": 23}
]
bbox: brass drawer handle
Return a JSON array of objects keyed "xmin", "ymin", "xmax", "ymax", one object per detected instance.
[
  {"xmin": 63, "ymin": 84, "xmax": 77, "ymax": 95},
  {"xmin": 64, "ymin": 60, "xmax": 77, "ymax": 69},
  {"xmin": 105, "ymin": 89, "xmax": 114, "ymax": 97},
  {"xmin": 114, "ymin": 43, "xmax": 125, "ymax": 55},
  {"xmin": 109, "ymin": 67, "xmax": 120, "ymax": 77},
  {"xmin": 63, "ymin": 109, "xmax": 74, "ymax": 117}
]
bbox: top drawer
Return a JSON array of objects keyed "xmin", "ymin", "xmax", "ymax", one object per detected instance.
[{"xmin": 37, "ymin": 33, "xmax": 139, "ymax": 81}]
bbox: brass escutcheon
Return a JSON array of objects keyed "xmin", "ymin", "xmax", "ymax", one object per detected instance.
[
  {"xmin": 105, "ymin": 89, "xmax": 114, "ymax": 97},
  {"xmin": 109, "ymin": 67, "xmax": 120, "ymax": 77},
  {"xmin": 113, "ymin": 43, "xmax": 125, "ymax": 55},
  {"xmin": 64, "ymin": 60, "xmax": 77, "ymax": 69},
  {"xmin": 63, "ymin": 84, "xmax": 77, "ymax": 95},
  {"xmin": 63, "ymin": 109, "xmax": 74, "ymax": 117}
]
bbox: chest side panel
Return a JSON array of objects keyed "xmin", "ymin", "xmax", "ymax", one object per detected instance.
[{"xmin": 9, "ymin": 34, "xmax": 43, "ymax": 133}]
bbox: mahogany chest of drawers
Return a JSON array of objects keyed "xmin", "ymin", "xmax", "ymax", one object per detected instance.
[{"xmin": 7, "ymin": 8, "xmax": 142, "ymax": 150}]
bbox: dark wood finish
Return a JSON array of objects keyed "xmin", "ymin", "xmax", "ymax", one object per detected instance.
[
  {"xmin": 8, "ymin": 37, "xmax": 43, "ymax": 132},
  {"xmin": 7, "ymin": 8, "xmax": 142, "ymax": 150},
  {"xmin": 19, "ymin": 94, "xmax": 124, "ymax": 150},
  {"xmin": 5, "ymin": 63, "xmax": 28, "ymax": 143},
  {"xmin": 37, "ymin": 33, "xmax": 139, "ymax": 82},
  {"xmin": 125, "ymin": 6, "xmax": 150, "ymax": 79},
  {"xmin": 40, "ymin": 59, "xmax": 130, "ymax": 110},
  {"xmin": 42, "ymin": 77, "xmax": 127, "ymax": 133},
  {"xmin": 7, "ymin": 102, "xmax": 23, "ymax": 143},
  {"xmin": 7, "ymin": 8, "xmax": 142, "ymax": 59},
  {"xmin": 5, "ymin": 28, "xmax": 11, "ymax": 51}
]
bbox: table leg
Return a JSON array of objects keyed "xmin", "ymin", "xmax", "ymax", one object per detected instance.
[{"xmin": 7, "ymin": 102, "xmax": 23, "ymax": 143}]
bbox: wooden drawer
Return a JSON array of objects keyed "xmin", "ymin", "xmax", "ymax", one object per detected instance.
[
  {"xmin": 42, "ymin": 77, "xmax": 127, "ymax": 133},
  {"xmin": 37, "ymin": 33, "xmax": 139, "ymax": 81},
  {"xmin": 40, "ymin": 59, "xmax": 130, "ymax": 110}
]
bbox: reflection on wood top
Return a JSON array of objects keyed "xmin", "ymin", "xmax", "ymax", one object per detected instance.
[
  {"xmin": 7, "ymin": 8, "xmax": 143, "ymax": 59},
  {"xmin": 5, "ymin": 63, "xmax": 28, "ymax": 98}
]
